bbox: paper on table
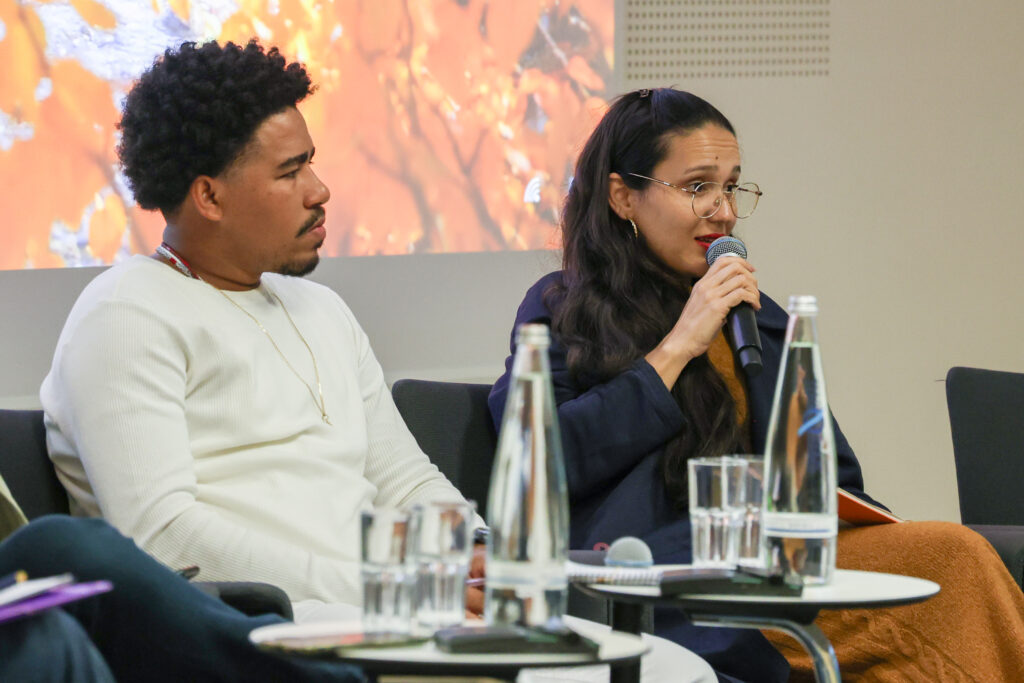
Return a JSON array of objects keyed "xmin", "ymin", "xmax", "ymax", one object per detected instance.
[
  {"xmin": 0, "ymin": 573, "xmax": 74, "ymax": 607},
  {"xmin": 0, "ymin": 581, "xmax": 112, "ymax": 624}
]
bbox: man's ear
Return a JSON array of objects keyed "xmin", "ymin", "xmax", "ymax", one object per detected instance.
[
  {"xmin": 189, "ymin": 176, "xmax": 222, "ymax": 221},
  {"xmin": 607, "ymin": 172, "xmax": 635, "ymax": 221}
]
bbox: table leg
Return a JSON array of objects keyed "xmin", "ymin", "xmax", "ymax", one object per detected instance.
[
  {"xmin": 691, "ymin": 615, "xmax": 840, "ymax": 683},
  {"xmin": 608, "ymin": 601, "xmax": 643, "ymax": 683}
]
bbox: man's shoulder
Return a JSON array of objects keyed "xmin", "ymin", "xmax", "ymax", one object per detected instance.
[{"xmin": 73, "ymin": 255, "xmax": 182, "ymax": 310}]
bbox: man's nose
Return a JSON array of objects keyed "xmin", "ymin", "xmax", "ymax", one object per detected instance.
[{"xmin": 307, "ymin": 170, "xmax": 330, "ymax": 207}]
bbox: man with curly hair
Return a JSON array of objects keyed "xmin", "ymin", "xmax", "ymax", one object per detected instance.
[
  {"xmin": 38, "ymin": 39, "xmax": 711, "ymax": 682},
  {"xmin": 41, "ymin": 39, "xmax": 477, "ymax": 622}
]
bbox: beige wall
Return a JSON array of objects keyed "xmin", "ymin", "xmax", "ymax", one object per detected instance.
[
  {"xmin": 2, "ymin": 0, "xmax": 1022, "ymax": 522},
  {"xmin": 617, "ymin": 0, "xmax": 1024, "ymax": 521}
]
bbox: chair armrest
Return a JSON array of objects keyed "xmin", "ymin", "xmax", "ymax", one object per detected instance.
[
  {"xmin": 968, "ymin": 524, "xmax": 1024, "ymax": 589},
  {"xmin": 193, "ymin": 581, "xmax": 293, "ymax": 620}
]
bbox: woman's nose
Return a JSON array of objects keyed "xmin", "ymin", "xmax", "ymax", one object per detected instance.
[{"xmin": 708, "ymin": 192, "xmax": 736, "ymax": 224}]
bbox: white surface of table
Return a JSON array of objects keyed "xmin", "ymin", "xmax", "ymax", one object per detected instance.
[
  {"xmin": 249, "ymin": 619, "xmax": 648, "ymax": 667},
  {"xmin": 584, "ymin": 568, "xmax": 939, "ymax": 608}
]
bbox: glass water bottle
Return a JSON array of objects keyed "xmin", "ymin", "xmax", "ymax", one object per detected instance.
[
  {"xmin": 485, "ymin": 323, "xmax": 570, "ymax": 630},
  {"xmin": 762, "ymin": 296, "xmax": 838, "ymax": 585}
]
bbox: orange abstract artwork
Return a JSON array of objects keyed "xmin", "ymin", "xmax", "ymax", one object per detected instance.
[{"xmin": 0, "ymin": 0, "xmax": 613, "ymax": 270}]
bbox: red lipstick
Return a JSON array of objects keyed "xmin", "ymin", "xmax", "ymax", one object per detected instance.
[{"xmin": 695, "ymin": 233, "xmax": 726, "ymax": 251}]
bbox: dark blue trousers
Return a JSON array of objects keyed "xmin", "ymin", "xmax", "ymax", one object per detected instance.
[{"xmin": 0, "ymin": 516, "xmax": 365, "ymax": 682}]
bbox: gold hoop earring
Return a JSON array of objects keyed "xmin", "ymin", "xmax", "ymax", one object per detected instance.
[{"xmin": 628, "ymin": 219, "xmax": 638, "ymax": 239}]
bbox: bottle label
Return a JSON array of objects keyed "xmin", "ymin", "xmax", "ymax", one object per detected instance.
[{"xmin": 762, "ymin": 512, "xmax": 837, "ymax": 539}]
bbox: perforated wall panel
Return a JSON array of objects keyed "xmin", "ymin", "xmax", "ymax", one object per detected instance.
[{"xmin": 619, "ymin": 0, "xmax": 831, "ymax": 85}]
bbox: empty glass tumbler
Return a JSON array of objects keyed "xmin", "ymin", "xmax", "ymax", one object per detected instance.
[
  {"xmin": 361, "ymin": 507, "xmax": 415, "ymax": 634},
  {"xmin": 735, "ymin": 456, "xmax": 766, "ymax": 568},
  {"xmin": 409, "ymin": 500, "xmax": 476, "ymax": 633},
  {"xmin": 688, "ymin": 456, "xmax": 748, "ymax": 567}
]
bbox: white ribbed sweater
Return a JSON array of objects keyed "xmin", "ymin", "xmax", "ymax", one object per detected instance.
[{"xmin": 41, "ymin": 255, "xmax": 466, "ymax": 605}]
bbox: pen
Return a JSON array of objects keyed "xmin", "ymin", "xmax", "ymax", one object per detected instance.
[
  {"xmin": 176, "ymin": 565, "xmax": 200, "ymax": 580},
  {"xmin": 0, "ymin": 570, "xmax": 27, "ymax": 590}
]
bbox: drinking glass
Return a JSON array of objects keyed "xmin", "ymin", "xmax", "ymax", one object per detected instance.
[
  {"xmin": 360, "ymin": 507, "xmax": 415, "ymax": 634},
  {"xmin": 409, "ymin": 500, "xmax": 476, "ymax": 633},
  {"xmin": 688, "ymin": 456, "xmax": 747, "ymax": 567},
  {"xmin": 734, "ymin": 456, "xmax": 766, "ymax": 568}
]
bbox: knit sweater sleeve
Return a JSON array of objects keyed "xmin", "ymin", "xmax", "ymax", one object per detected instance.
[
  {"xmin": 339, "ymin": 302, "xmax": 474, "ymax": 510},
  {"xmin": 46, "ymin": 298, "xmax": 360, "ymax": 603}
]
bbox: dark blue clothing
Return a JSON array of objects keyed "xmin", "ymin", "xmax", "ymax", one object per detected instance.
[
  {"xmin": 0, "ymin": 609, "xmax": 115, "ymax": 683},
  {"xmin": 488, "ymin": 271, "xmax": 884, "ymax": 683},
  {"xmin": 0, "ymin": 516, "xmax": 364, "ymax": 683}
]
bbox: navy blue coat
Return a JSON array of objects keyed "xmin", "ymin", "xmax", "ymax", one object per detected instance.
[{"xmin": 488, "ymin": 271, "xmax": 883, "ymax": 683}]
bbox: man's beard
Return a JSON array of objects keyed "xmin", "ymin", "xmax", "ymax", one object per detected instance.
[
  {"xmin": 277, "ymin": 253, "xmax": 320, "ymax": 277},
  {"xmin": 278, "ymin": 209, "xmax": 326, "ymax": 277}
]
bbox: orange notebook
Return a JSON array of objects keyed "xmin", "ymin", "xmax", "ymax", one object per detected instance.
[{"xmin": 838, "ymin": 488, "xmax": 902, "ymax": 525}]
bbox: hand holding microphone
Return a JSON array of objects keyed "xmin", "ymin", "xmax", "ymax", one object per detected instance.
[
  {"xmin": 645, "ymin": 235, "xmax": 761, "ymax": 388},
  {"xmin": 705, "ymin": 236, "xmax": 763, "ymax": 377}
]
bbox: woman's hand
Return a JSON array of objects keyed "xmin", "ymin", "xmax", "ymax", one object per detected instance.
[{"xmin": 645, "ymin": 255, "xmax": 761, "ymax": 389}]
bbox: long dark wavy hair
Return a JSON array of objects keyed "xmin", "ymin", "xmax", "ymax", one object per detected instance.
[{"xmin": 550, "ymin": 88, "xmax": 745, "ymax": 511}]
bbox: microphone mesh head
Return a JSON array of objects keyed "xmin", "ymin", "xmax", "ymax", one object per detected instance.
[
  {"xmin": 705, "ymin": 236, "xmax": 747, "ymax": 266},
  {"xmin": 604, "ymin": 536, "xmax": 654, "ymax": 567}
]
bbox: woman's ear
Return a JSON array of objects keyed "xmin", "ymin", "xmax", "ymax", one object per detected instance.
[{"xmin": 608, "ymin": 172, "xmax": 634, "ymax": 221}]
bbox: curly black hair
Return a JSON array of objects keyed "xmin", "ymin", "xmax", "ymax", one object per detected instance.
[{"xmin": 117, "ymin": 40, "xmax": 314, "ymax": 214}]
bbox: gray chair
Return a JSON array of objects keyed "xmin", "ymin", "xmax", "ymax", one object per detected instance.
[
  {"xmin": 0, "ymin": 409, "xmax": 69, "ymax": 519},
  {"xmin": 945, "ymin": 366, "xmax": 1024, "ymax": 587},
  {"xmin": 391, "ymin": 380, "xmax": 497, "ymax": 512},
  {"xmin": 0, "ymin": 408, "xmax": 294, "ymax": 618},
  {"xmin": 391, "ymin": 378, "xmax": 634, "ymax": 628}
]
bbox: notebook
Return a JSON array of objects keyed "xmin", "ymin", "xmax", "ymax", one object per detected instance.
[
  {"xmin": 838, "ymin": 489, "xmax": 902, "ymax": 525},
  {"xmin": 0, "ymin": 578, "xmax": 112, "ymax": 624},
  {"xmin": 566, "ymin": 561, "xmax": 802, "ymax": 596},
  {"xmin": 566, "ymin": 561, "xmax": 733, "ymax": 586}
]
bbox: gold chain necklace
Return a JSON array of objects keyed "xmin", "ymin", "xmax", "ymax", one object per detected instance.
[
  {"xmin": 156, "ymin": 243, "xmax": 331, "ymax": 425},
  {"xmin": 212, "ymin": 286, "xmax": 331, "ymax": 426}
]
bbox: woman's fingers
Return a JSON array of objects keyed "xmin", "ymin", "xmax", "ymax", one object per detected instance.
[
  {"xmin": 693, "ymin": 261, "xmax": 759, "ymax": 312},
  {"xmin": 646, "ymin": 255, "xmax": 761, "ymax": 389}
]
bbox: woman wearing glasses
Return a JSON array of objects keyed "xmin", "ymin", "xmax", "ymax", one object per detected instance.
[{"xmin": 489, "ymin": 88, "xmax": 1024, "ymax": 681}]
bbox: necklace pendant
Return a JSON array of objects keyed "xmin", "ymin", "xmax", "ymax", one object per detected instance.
[{"xmin": 323, "ymin": 414, "xmax": 332, "ymax": 426}]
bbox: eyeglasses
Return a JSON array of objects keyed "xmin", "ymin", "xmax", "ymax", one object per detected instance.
[{"xmin": 626, "ymin": 172, "xmax": 763, "ymax": 219}]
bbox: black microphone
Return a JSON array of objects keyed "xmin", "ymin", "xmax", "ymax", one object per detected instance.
[{"xmin": 705, "ymin": 236, "xmax": 763, "ymax": 377}]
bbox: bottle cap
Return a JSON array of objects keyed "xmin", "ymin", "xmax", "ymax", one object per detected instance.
[
  {"xmin": 787, "ymin": 295, "xmax": 818, "ymax": 315},
  {"xmin": 515, "ymin": 323, "xmax": 551, "ymax": 346}
]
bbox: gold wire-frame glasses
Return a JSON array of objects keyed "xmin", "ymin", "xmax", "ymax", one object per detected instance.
[{"xmin": 627, "ymin": 172, "xmax": 763, "ymax": 219}]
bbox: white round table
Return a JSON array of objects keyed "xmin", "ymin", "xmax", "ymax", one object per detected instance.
[
  {"xmin": 250, "ymin": 619, "xmax": 649, "ymax": 680},
  {"xmin": 577, "ymin": 569, "xmax": 940, "ymax": 683}
]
